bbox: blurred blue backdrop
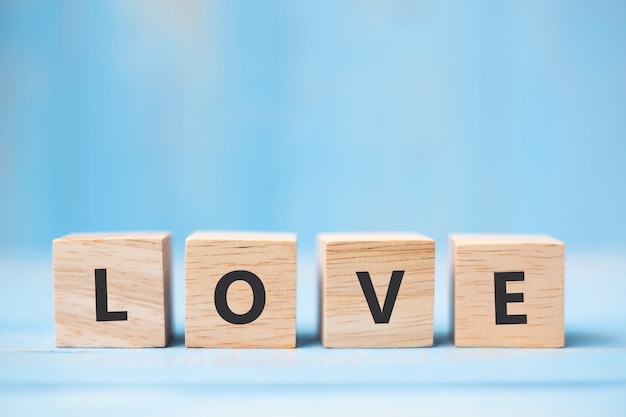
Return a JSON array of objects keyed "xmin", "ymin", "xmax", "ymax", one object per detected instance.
[{"xmin": 1, "ymin": 0, "xmax": 625, "ymax": 253}]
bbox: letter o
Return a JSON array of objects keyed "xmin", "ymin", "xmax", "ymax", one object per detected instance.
[{"xmin": 214, "ymin": 270, "xmax": 266, "ymax": 325}]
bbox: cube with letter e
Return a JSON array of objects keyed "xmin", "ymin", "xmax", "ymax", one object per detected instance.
[{"xmin": 450, "ymin": 234, "xmax": 564, "ymax": 348}]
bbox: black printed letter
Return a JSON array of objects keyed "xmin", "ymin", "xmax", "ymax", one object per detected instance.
[
  {"xmin": 95, "ymin": 268, "xmax": 128, "ymax": 321},
  {"xmin": 494, "ymin": 272, "xmax": 528, "ymax": 325},
  {"xmin": 356, "ymin": 270, "xmax": 404, "ymax": 324},
  {"xmin": 214, "ymin": 270, "xmax": 266, "ymax": 325}
]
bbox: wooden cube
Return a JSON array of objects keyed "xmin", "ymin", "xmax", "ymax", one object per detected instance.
[
  {"xmin": 450, "ymin": 234, "xmax": 564, "ymax": 348},
  {"xmin": 53, "ymin": 232, "xmax": 172, "ymax": 347},
  {"xmin": 319, "ymin": 233, "xmax": 435, "ymax": 348},
  {"xmin": 185, "ymin": 231, "xmax": 296, "ymax": 348}
]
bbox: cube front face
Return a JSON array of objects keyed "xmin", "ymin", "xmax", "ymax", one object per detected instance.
[
  {"xmin": 185, "ymin": 232, "xmax": 297, "ymax": 348},
  {"xmin": 320, "ymin": 233, "xmax": 435, "ymax": 348},
  {"xmin": 53, "ymin": 232, "xmax": 172, "ymax": 347},
  {"xmin": 451, "ymin": 234, "xmax": 564, "ymax": 348}
]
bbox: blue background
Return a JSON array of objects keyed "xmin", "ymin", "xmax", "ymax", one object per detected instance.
[{"xmin": 1, "ymin": 0, "xmax": 625, "ymax": 253}]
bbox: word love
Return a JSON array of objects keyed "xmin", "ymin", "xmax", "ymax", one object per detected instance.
[{"xmin": 53, "ymin": 232, "xmax": 564, "ymax": 349}]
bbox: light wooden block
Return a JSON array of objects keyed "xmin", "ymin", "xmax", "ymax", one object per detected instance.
[
  {"xmin": 53, "ymin": 232, "xmax": 172, "ymax": 347},
  {"xmin": 450, "ymin": 234, "xmax": 564, "ymax": 348},
  {"xmin": 319, "ymin": 233, "xmax": 435, "ymax": 348},
  {"xmin": 185, "ymin": 231, "xmax": 296, "ymax": 348}
]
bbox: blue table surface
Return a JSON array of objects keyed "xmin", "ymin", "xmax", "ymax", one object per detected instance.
[{"xmin": 1, "ymin": 250, "xmax": 625, "ymax": 416}]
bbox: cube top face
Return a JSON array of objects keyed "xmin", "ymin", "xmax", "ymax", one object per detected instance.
[
  {"xmin": 187, "ymin": 231, "xmax": 297, "ymax": 242},
  {"xmin": 319, "ymin": 233, "xmax": 435, "ymax": 348},
  {"xmin": 57, "ymin": 231, "xmax": 171, "ymax": 242},
  {"xmin": 53, "ymin": 232, "xmax": 172, "ymax": 348},
  {"xmin": 449, "ymin": 234, "xmax": 563, "ymax": 246},
  {"xmin": 451, "ymin": 234, "xmax": 564, "ymax": 348},
  {"xmin": 318, "ymin": 232, "xmax": 433, "ymax": 243},
  {"xmin": 185, "ymin": 231, "xmax": 297, "ymax": 348}
]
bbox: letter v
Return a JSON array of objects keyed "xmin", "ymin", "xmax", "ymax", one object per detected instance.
[{"xmin": 356, "ymin": 270, "xmax": 404, "ymax": 324}]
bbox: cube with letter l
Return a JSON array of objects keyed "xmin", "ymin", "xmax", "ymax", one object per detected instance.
[{"xmin": 53, "ymin": 232, "xmax": 172, "ymax": 347}]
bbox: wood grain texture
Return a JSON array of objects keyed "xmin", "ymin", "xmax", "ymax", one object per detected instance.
[
  {"xmin": 53, "ymin": 232, "xmax": 172, "ymax": 347},
  {"xmin": 319, "ymin": 233, "xmax": 435, "ymax": 348},
  {"xmin": 450, "ymin": 234, "xmax": 564, "ymax": 348},
  {"xmin": 185, "ymin": 231, "xmax": 296, "ymax": 348}
]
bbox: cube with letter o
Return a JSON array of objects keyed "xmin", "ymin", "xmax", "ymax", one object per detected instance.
[{"xmin": 185, "ymin": 231, "xmax": 296, "ymax": 348}]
